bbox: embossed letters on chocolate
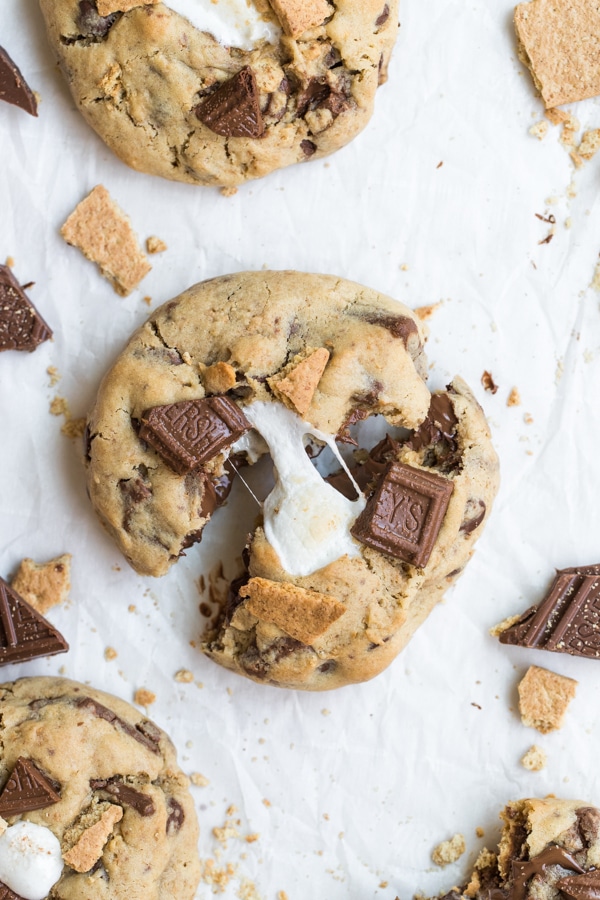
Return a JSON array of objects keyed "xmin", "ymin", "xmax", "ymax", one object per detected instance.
[
  {"xmin": 0, "ymin": 578, "xmax": 68, "ymax": 665},
  {"xmin": 0, "ymin": 757, "xmax": 61, "ymax": 816}
]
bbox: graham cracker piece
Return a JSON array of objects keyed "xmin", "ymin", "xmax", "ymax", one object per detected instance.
[
  {"xmin": 268, "ymin": 347, "xmax": 330, "ymax": 416},
  {"xmin": 97, "ymin": 0, "xmax": 158, "ymax": 14},
  {"xmin": 62, "ymin": 803, "xmax": 123, "ymax": 873},
  {"xmin": 518, "ymin": 665, "xmax": 577, "ymax": 734},
  {"xmin": 61, "ymin": 186, "xmax": 151, "ymax": 296},
  {"xmin": 431, "ymin": 833, "xmax": 466, "ymax": 867},
  {"xmin": 145, "ymin": 235, "xmax": 167, "ymax": 254},
  {"xmin": 514, "ymin": 0, "xmax": 600, "ymax": 108},
  {"xmin": 239, "ymin": 577, "xmax": 345, "ymax": 645},
  {"xmin": 11, "ymin": 554, "xmax": 71, "ymax": 614},
  {"xmin": 201, "ymin": 362, "xmax": 237, "ymax": 395},
  {"xmin": 578, "ymin": 128, "xmax": 600, "ymax": 160},
  {"xmin": 268, "ymin": 0, "xmax": 331, "ymax": 38}
]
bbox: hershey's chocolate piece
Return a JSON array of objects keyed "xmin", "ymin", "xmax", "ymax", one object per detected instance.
[
  {"xmin": 166, "ymin": 798, "xmax": 184, "ymax": 834},
  {"xmin": 75, "ymin": 697, "xmax": 161, "ymax": 755},
  {"xmin": 0, "ymin": 265, "xmax": 52, "ymax": 352},
  {"xmin": 90, "ymin": 778, "xmax": 155, "ymax": 816},
  {"xmin": 195, "ymin": 67, "xmax": 264, "ymax": 138},
  {"xmin": 407, "ymin": 393, "xmax": 458, "ymax": 452},
  {"xmin": 558, "ymin": 869, "xmax": 600, "ymax": 900},
  {"xmin": 499, "ymin": 566, "xmax": 600, "ymax": 659},
  {"xmin": 0, "ymin": 578, "xmax": 68, "ymax": 665},
  {"xmin": 351, "ymin": 461, "xmax": 453, "ymax": 567},
  {"xmin": 0, "ymin": 882, "xmax": 24, "ymax": 900},
  {"xmin": 140, "ymin": 397, "xmax": 250, "ymax": 476},
  {"xmin": 511, "ymin": 845, "xmax": 585, "ymax": 900},
  {"xmin": 0, "ymin": 757, "xmax": 61, "ymax": 816},
  {"xmin": 0, "ymin": 46, "xmax": 37, "ymax": 116}
]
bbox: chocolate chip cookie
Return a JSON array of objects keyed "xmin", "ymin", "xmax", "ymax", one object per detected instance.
[
  {"xmin": 0, "ymin": 676, "xmax": 200, "ymax": 898},
  {"xmin": 38, "ymin": 0, "xmax": 398, "ymax": 187},
  {"xmin": 85, "ymin": 271, "xmax": 499, "ymax": 690}
]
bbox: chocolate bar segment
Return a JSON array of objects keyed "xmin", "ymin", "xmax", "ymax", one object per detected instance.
[
  {"xmin": 0, "ymin": 46, "xmax": 37, "ymax": 116},
  {"xmin": 0, "ymin": 265, "xmax": 52, "ymax": 352},
  {"xmin": 0, "ymin": 578, "xmax": 68, "ymax": 665},
  {"xmin": 351, "ymin": 461, "xmax": 453, "ymax": 567},
  {"xmin": 0, "ymin": 757, "xmax": 61, "ymax": 816},
  {"xmin": 140, "ymin": 397, "xmax": 250, "ymax": 475},
  {"xmin": 90, "ymin": 778, "xmax": 155, "ymax": 816},
  {"xmin": 195, "ymin": 67, "xmax": 264, "ymax": 138},
  {"xmin": 557, "ymin": 869, "xmax": 600, "ymax": 900},
  {"xmin": 499, "ymin": 566, "xmax": 600, "ymax": 659}
]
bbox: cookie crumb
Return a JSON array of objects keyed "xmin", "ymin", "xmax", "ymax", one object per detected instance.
[
  {"xmin": 104, "ymin": 647, "xmax": 118, "ymax": 661},
  {"xmin": 49, "ymin": 395, "xmax": 86, "ymax": 439},
  {"xmin": 245, "ymin": 833, "xmax": 259, "ymax": 843},
  {"xmin": 414, "ymin": 302, "xmax": 441, "ymax": 321},
  {"xmin": 46, "ymin": 365, "xmax": 61, "ymax": 386},
  {"xmin": 262, "ymin": 799, "xmax": 271, "ymax": 808},
  {"xmin": 321, "ymin": 708, "xmax": 331, "ymax": 716},
  {"xmin": 11, "ymin": 554, "xmax": 71, "ymax": 614},
  {"xmin": 190, "ymin": 772, "xmax": 210, "ymax": 787},
  {"xmin": 518, "ymin": 665, "xmax": 577, "ymax": 734},
  {"xmin": 220, "ymin": 186, "xmax": 238, "ymax": 197},
  {"xmin": 521, "ymin": 745, "xmax": 547, "ymax": 771},
  {"xmin": 431, "ymin": 833, "xmax": 466, "ymax": 867},
  {"xmin": 277, "ymin": 892, "xmax": 289, "ymax": 900},
  {"xmin": 481, "ymin": 371, "xmax": 498, "ymax": 394},
  {"xmin": 134, "ymin": 688, "xmax": 156, "ymax": 707},
  {"xmin": 529, "ymin": 120, "xmax": 549, "ymax": 140},
  {"xmin": 506, "ymin": 387, "xmax": 521, "ymax": 407},
  {"xmin": 146, "ymin": 235, "xmax": 167, "ymax": 254},
  {"xmin": 143, "ymin": 295, "xmax": 152, "ymax": 306},
  {"xmin": 61, "ymin": 185, "xmax": 151, "ymax": 296},
  {"xmin": 400, "ymin": 263, "xmax": 409, "ymax": 271},
  {"xmin": 175, "ymin": 669, "xmax": 194, "ymax": 683},
  {"xmin": 5, "ymin": 256, "xmax": 15, "ymax": 268},
  {"xmin": 475, "ymin": 827, "xmax": 485, "ymax": 838},
  {"xmin": 523, "ymin": 412, "xmax": 534, "ymax": 424}
]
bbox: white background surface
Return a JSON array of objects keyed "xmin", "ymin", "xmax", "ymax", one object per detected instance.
[{"xmin": 1, "ymin": 1, "xmax": 600, "ymax": 897}]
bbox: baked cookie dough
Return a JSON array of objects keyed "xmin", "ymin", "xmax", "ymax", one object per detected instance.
[
  {"xmin": 437, "ymin": 797, "xmax": 600, "ymax": 900},
  {"xmin": 0, "ymin": 676, "xmax": 200, "ymax": 899},
  {"xmin": 85, "ymin": 270, "xmax": 499, "ymax": 690},
  {"xmin": 38, "ymin": 0, "xmax": 399, "ymax": 187}
]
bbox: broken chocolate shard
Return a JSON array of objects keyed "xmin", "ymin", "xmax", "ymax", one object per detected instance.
[
  {"xmin": 90, "ymin": 778, "xmax": 155, "ymax": 816},
  {"xmin": 499, "ymin": 566, "xmax": 600, "ymax": 659},
  {"xmin": 557, "ymin": 869, "xmax": 600, "ymax": 900},
  {"xmin": 0, "ymin": 265, "xmax": 52, "ymax": 352},
  {"xmin": 0, "ymin": 46, "xmax": 37, "ymax": 116},
  {"xmin": 140, "ymin": 396, "xmax": 250, "ymax": 476},
  {"xmin": 195, "ymin": 66, "xmax": 264, "ymax": 138},
  {"xmin": 0, "ymin": 578, "xmax": 68, "ymax": 665},
  {"xmin": 351, "ymin": 461, "xmax": 453, "ymax": 568},
  {"xmin": 0, "ymin": 757, "xmax": 61, "ymax": 816}
]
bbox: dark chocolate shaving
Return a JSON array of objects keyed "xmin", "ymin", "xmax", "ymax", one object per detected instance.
[
  {"xmin": 195, "ymin": 67, "xmax": 265, "ymax": 138},
  {"xmin": 0, "ymin": 46, "xmax": 37, "ymax": 115},
  {"xmin": 0, "ymin": 757, "xmax": 61, "ymax": 816},
  {"xmin": 0, "ymin": 265, "xmax": 52, "ymax": 352},
  {"xmin": 499, "ymin": 566, "xmax": 600, "ymax": 659},
  {"xmin": 75, "ymin": 698, "xmax": 161, "ymax": 755},
  {"xmin": 0, "ymin": 578, "xmax": 68, "ymax": 666},
  {"xmin": 90, "ymin": 778, "xmax": 155, "ymax": 816}
]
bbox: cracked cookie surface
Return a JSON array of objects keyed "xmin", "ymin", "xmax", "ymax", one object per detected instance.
[
  {"xmin": 86, "ymin": 270, "xmax": 499, "ymax": 690},
  {"xmin": 0, "ymin": 676, "xmax": 200, "ymax": 899},
  {"xmin": 38, "ymin": 0, "xmax": 399, "ymax": 187}
]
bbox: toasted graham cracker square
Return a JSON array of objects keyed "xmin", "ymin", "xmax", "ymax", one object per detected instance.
[
  {"xmin": 61, "ymin": 186, "xmax": 151, "ymax": 296},
  {"xmin": 268, "ymin": 347, "xmax": 330, "ymax": 416},
  {"xmin": 239, "ymin": 577, "xmax": 345, "ymax": 645},
  {"xmin": 97, "ymin": 0, "xmax": 157, "ymax": 14},
  {"xmin": 268, "ymin": 0, "xmax": 331, "ymax": 38},
  {"xmin": 12, "ymin": 554, "xmax": 71, "ymax": 614},
  {"xmin": 62, "ymin": 804, "xmax": 123, "ymax": 873},
  {"xmin": 514, "ymin": 0, "xmax": 600, "ymax": 108},
  {"xmin": 518, "ymin": 665, "xmax": 577, "ymax": 734}
]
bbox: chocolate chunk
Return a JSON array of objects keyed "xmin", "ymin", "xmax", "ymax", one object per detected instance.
[
  {"xmin": 407, "ymin": 393, "xmax": 458, "ymax": 452},
  {"xmin": 360, "ymin": 312, "xmax": 418, "ymax": 347},
  {"xmin": 577, "ymin": 807, "xmax": 600, "ymax": 844},
  {"xmin": 460, "ymin": 498, "xmax": 486, "ymax": 534},
  {"xmin": 76, "ymin": 1, "xmax": 120, "ymax": 39},
  {"xmin": 0, "ymin": 578, "xmax": 68, "ymax": 665},
  {"xmin": 297, "ymin": 78, "xmax": 331, "ymax": 117},
  {"xmin": 166, "ymin": 798, "xmax": 184, "ymax": 834},
  {"xmin": 195, "ymin": 67, "xmax": 264, "ymax": 138},
  {"xmin": 351, "ymin": 462, "xmax": 453, "ymax": 567},
  {"xmin": 0, "ymin": 883, "xmax": 24, "ymax": 900},
  {"xmin": 75, "ymin": 698, "xmax": 161, "ymax": 755},
  {"xmin": 0, "ymin": 757, "xmax": 61, "ymax": 816},
  {"xmin": 558, "ymin": 869, "xmax": 600, "ymax": 900},
  {"xmin": 0, "ymin": 265, "xmax": 52, "ymax": 352},
  {"xmin": 300, "ymin": 139, "xmax": 317, "ymax": 157},
  {"xmin": 511, "ymin": 845, "xmax": 585, "ymax": 900},
  {"xmin": 375, "ymin": 4, "xmax": 390, "ymax": 27},
  {"xmin": 140, "ymin": 397, "xmax": 250, "ymax": 476},
  {"xmin": 90, "ymin": 778, "xmax": 155, "ymax": 816},
  {"xmin": 0, "ymin": 46, "xmax": 37, "ymax": 116},
  {"xmin": 498, "ymin": 566, "xmax": 600, "ymax": 659}
]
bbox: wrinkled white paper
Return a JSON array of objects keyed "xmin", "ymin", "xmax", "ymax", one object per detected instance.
[{"xmin": 1, "ymin": 1, "xmax": 600, "ymax": 897}]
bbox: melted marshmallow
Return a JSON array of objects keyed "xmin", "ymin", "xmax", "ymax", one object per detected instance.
[
  {"xmin": 0, "ymin": 821, "xmax": 63, "ymax": 900},
  {"xmin": 164, "ymin": 0, "xmax": 280, "ymax": 49},
  {"xmin": 241, "ymin": 402, "xmax": 366, "ymax": 577}
]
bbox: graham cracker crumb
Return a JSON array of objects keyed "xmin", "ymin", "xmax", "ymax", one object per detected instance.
[
  {"xmin": 523, "ymin": 413, "xmax": 534, "ymax": 424},
  {"xmin": 559, "ymin": 115, "xmax": 580, "ymax": 147},
  {"xmin": 414, "ymin": 302, "xmax": 441, "ymax": 321},
  {"xmin": 175, "ymin": 668, "xmax": 194, "ymax": 683},
  {"xmin": 518, "ymin": 665, "xmax": 577, "ymax": 734},
  {"xmin": 61, "ymin": 185, "xmax": 151, "ymax": 296},
  {"xmin": 11, "ymin": 554, "xmax": 71, "ymax": 614},
  {"xmin": 146, "ymin": 235, "xmax": 167, "ymax": 254},
  {"xmin": 134, "ymin": 688, "xmax": 156, "ymax": 707},
  {"xmin": 245, "ymin": 833, "xmax": 259, "ymax": 843},
  {"xmin": 128, "ymin": 604, "xmax": 136, "ymax": 613},
  {"xmin": 475, "ymin": 827, "xmax": 485, "ymax": 838},
  {"xmin": 578, "ymin": 128, "xmax": 600, "ymax": 160},
  {"xmin": 481, "ymin": 371, "xmax": 498, "ymax": 394},
  {"xmin": 546, "ymin": 108, "xmax": 570, "ymax": 126},
  {"xmin": 50, "ymin": 395, "xmax": 86, "ymax": 439},
  {"xmin": 400, "ymin": 263, "xmax": 409, "ymax": 271},
  {"xmin": 268, "ymin": 0, "xmax": 331, "ymax": 38},
  {"xmin": 50, "ymin": 396, "xmax": 69, "ymax": 417},
  {"xmin": 277, "ymin": 892, "xmax": 289, "ymax": 900},
  {"xmin": 199, "ymin": 859, "xmax": 236, "ymax": 890},
  {"xmin": 47, "ymin": 365, "xmax": 61, "ymax": 387},
  {"xmin": 238, "ymin": 577, "xmax": 345, "ymax": 645},
  {"xmin": 5, "ymin": 257, "xmax": 14, "ymax": 268},
  {"xmin": 268, "ymin": 347, "xmax": 330, "ymax": 416},
  {"xmin": 507, "ymin": 387, "xmax": 521, "ymax": 407},
  {"xmin": 521, "ymin": 745, "xmax": 547, "ymax": 771},
  {"xmin": 262, "ymin": 799, "xmax": 271, "ymax": 808},
  {"xmin": 97, "ymin": 0, "xmax": 157, "ymax": 14},
  {"xmin": 104, "ymin": 647, "xmax": 118, "ymax": 661},
  {"xmin": 490, "ymin": 614, "xmax": 522, "ymax": 638},
  {"xmin": 61, "ymin": 417, "xmax": 86, "ymax": 439},
  {"xmin": 62, "ymin": 804, "xmax": 123, "ymax": 872},
  {"xmin": 201, "ymin": 361, "xmax": 237, "ymax": 395},
  {"xmin": 431, "ymin": 833, "xmax": 466, "ymax": 867},
  {"xmin": 220, "ymin": 186, "xmax": 238, "ymax": 197},
  {"xmin": 190, "ymin": 772, "xmax": 210, "ymax": 787},
  {"xmin": 143, "ymin": 295, "xmax": 152, "ymax": 306},
  {"xmin": 529, "ymin": 120, "xmax": 549, "ymax": 140}
]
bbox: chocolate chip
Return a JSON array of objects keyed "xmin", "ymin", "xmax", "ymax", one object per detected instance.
[
  {"xmin": 0, "ymin": 46, "xmax": 37, "ymax": 116},
  {"xmin": 460, "ymin": 499, "xmax": 486, "ymax": 534},
  {"xmin": 300, "ymin": 139, "xmax": 317, "ymax": 157},
  {"xmin": 375, "ymin": 4, "xmax": 390, "ymax": 27},
  {"xmin": 317, "ymin": 660, "xmax": 336, "ymax": 673},
  {"xmin": 166, "ymin": 798, "xmax": 185, "ymax": 834},
  {"xmin": 195, "ymin": 67, "xmax": 265, "ymax": 138},
  {"xmin": 0, "ymin": 265, "xmax": 52, "ymax": 352},
  {"xmin": 90, "ymin": 778, "xmax": 155, "ymax": 816}
]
